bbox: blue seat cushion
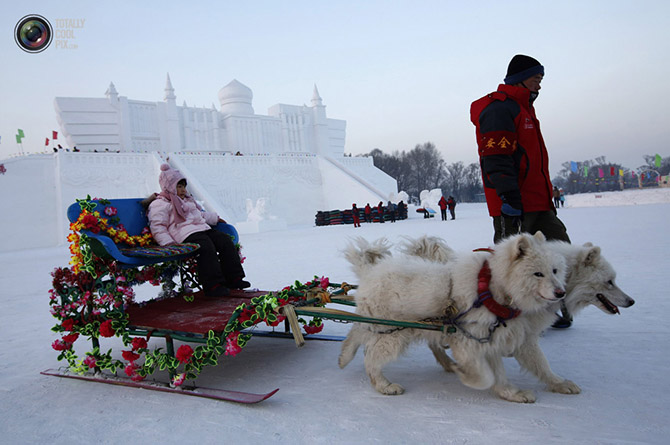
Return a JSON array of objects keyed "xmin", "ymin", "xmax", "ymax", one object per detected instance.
[{"xmin": 120, "ymin": 243, "xmax": 200, "ymax": 258}]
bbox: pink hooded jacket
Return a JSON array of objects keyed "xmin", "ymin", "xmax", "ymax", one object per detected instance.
[{"xmin": 148, "ymin": 164, "xmax": 219, "ymax": 245}]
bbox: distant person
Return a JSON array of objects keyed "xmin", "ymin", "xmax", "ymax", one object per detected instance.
[
  {"xmin": 147, "ymin": 164, "xmax": 249, "ymax": 297},
  {"xmin": 471, "ymin": 54, "xmax": 572, "ymax": 328},
  {"xmin": 364, "ymin": 203, "xmax": 372, "ymax": 223},
  {"xmin": 447, "ymin": 196, "xmax": 456, "ymax": 220},
  {"xmin": 560, "ymin": 189, "xmax": 565, "ymax": 208},
  {"xmin": 438, "ymin": 196, "xmax": 448, "ymax": 221},
  {"xmin": 397, "ymin": 200, "xmax": 406, "ymax": 219},
  {"xmin": 352, "ymin": 203, "xmax": 361, "ymax": 228},
  {"xmin": 377, "ymin": 201, "xmax": 385, "ymax": 223},
  {"xmin": 553, "ymin": 186, "xmax": 561, "ymax": 208},
  {"xmin": 387, "ymin": 200, "xmax": 396, "ymax": 222}
]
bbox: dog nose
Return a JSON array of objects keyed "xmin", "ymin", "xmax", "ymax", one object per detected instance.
[{"xmin": 554, "ymin": 289, "xmax": 565, "ymax": 299}]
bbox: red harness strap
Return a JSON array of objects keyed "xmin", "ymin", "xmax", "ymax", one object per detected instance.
[{"xmin": 475, "ymin": 260, "xmax": 521, "ymax": 321}]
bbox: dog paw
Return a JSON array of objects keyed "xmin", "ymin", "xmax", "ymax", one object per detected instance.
[
  {"xmin": 338, "ymin": 354, "xmax": 352, "ymax": 369},
  {"xmin": 548, "ymin": 380, "xmax": 581, "ymax": 394},
  {"xmin": 496, "ymin": 388, "xmax": 536, "ymax": 403},
  {"xmin": 379, "ymin": 383, "xmax": 405, "ymax": 395}
]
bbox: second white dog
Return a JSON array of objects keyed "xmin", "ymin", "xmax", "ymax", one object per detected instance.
[{"xmin": 339, "ymin": 232, "xmax": 567, "ymax": 403}]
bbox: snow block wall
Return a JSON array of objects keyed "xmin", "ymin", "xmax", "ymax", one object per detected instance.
[{"xmin": 0, "ymin": 152, "xmax": 396, "ymax": 252}]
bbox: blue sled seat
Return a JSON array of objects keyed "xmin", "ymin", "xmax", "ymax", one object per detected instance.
[{"xmin": 66, "ymin": 198, "xmax": 239, "ymax": 267}]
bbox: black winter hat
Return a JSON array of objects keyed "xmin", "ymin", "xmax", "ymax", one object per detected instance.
[{"xmin": 504, "ymin": 55, "xmax": 544, "ymax": 85}]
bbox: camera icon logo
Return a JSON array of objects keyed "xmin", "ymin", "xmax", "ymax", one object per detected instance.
[{"xmin": 15, "ymin": 15, "xmax": 53, "ymax": 53}]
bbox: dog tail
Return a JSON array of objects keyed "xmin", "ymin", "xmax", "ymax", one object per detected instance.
[
  {"xmin": 343, "ymin": 237, "xmax": 392, "ymax": 275},
  {"xmin": 398, "ymin": 235, "xmax": 455, "ymax": 264}
]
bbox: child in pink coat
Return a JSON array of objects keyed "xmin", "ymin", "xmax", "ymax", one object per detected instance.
[{"xmin": 148, "ymin": 164, "xmax": 249, "ymax": 297}]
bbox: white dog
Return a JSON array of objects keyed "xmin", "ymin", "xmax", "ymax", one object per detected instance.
[
  {"xmin": 339, "ymin": 232, "xmax": 567, "ymax": 403},
  {"xmin": 401, "ymin": 235, "xmax": 635, "ymax": 400}
]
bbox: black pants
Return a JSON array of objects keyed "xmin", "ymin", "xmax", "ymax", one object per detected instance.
[
  {"xmin": 184, "ymin": 229, "xmax": 245, "ymax": 290},
  {"xmin": 440, "ymin": 209, "xmax": 447, "ymax": 221},
  {"xmin": 492, "ymin": 211, "xmax": 570, "ymax": 244}
]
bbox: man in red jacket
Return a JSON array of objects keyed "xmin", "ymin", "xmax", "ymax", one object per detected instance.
[{"xmin": 471, "ymin": 54, "xmax": 572, "ymax": 328}]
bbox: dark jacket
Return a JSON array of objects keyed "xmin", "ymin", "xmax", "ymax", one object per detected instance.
[{"xmin": 470, "ymin": 84, "xmax": 554, "ymax": 217}]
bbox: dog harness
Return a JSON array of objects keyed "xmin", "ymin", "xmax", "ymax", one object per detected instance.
[{"xmin": 475, "ymin": 260, "xmax": 521, "ymax": 321}]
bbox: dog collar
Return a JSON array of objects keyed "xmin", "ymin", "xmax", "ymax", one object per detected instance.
[{"xmin": 475, "ymin": 260, "xmax": 521, "ymax": 321}]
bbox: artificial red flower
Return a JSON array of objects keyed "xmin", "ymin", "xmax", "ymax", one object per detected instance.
[
  {"xmin": 319, "ymin": 276, "xmax": 329, "ymax": 289},
  {"xmin": 99, "ymin": 320, "xmax": 115, "ymax": 337},
  {"xmin": 266, "ymin": 314, "xmax": 286, "ymax": 327},
  {"xmin": 303, "ymin": 323, "xmax": 324, "ymax": 335},
  {"xmin": 81, "ymin": 214, "xmax": 100, "ymax": 233},
  {"xmin": 62, "ymin": 333, "xmax": 79, "ymax": 344},
  {"xmin": 122, "ymin": 350, "xmax": 141, "ymax": 362},
  {"xmin": 175, "ymin": 345, "xmax": 194, "ymax": 364},
  {"xmin": 61, "ymin": 318, "xmax": 75, "ymax": 331},
  {"xmin": 130, "ymin": 373, "xmax": 145, "ymax": 382},
  {"xmin": 131, "ymin": 337, "xmax": 148, "ymax": 350}
]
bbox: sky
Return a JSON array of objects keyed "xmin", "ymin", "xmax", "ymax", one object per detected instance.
[{"xmin": 1, "ymin": 0, "xmax": 669, "ymax": 176}]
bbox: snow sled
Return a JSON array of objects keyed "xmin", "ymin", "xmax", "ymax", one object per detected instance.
[
  {"xmin": 46, "ymin": 196, "xmax": 354, "ymax": 402},
  {"xmin": 416, "ymin": 207, "xmax": 436, "ymax": 217}
]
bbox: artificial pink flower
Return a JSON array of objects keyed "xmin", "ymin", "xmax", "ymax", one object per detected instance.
[
  {"xmin": 175, "ymin": 345, "xmax": 194, "ymax": 364},
  {"xmin": 319, "ymin": 276, "xmax": 329, "ymax": 289},
  {"xmin": 99, "ymin": 320, "xmax": 115, "ymax": 337},
  {"xmin": 83, "ymin": 355, "xmax": 97, "ymax": 368},
  {"xmin": 124, "ymin": 362, "xmax": 138, "ymax": 377},
  {"xmin": 51, "ymin": 339, "xmax": 68, "ymax": 351},
  {"xmin": 172, "ymin": 373, "xmax": 186, "ymax": 387},
  {"xmin": 104, "ymin": 206, "xmax": 118, "ymax": 216},
  {"xmin": 224, "ymin": 333, "xmax": 243, "ymax": 357}
]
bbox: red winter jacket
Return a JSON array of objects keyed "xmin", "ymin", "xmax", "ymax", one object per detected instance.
[{"xmin": 470, "ymin": 84, "xmax": 555, "ymax": 217}]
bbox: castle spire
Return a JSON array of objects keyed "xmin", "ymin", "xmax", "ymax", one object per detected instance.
[
  {"xmin": 164, "ymin": 73, "xmax": 176, "ymax": 101},
  {"xmin": 311, "ymin": 84, "xmax": 323, "ymax": 107},
  {"xmin": 105, "ymin": 82, "xmax": 118, "ymax": 103}
]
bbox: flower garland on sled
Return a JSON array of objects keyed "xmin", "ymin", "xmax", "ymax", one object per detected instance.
[{"xmin": 50, "ymin": 196, "xmax": 326, "ymax": 386}]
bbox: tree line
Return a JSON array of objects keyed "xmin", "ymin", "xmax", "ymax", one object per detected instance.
[
  {"xmin": 362, "ymin": 142, "xmax": 483, "ymax": 203},
  {"xmin": 363, "ymin": 143, "xmax": 668, "ymax": 201},
  {"xmin": 552, "ymin": 155, "xmax": 670, "ymax": 194}
]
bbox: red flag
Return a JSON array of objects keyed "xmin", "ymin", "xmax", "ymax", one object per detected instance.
[
  {"xmin": 610, "ymin": 166, "xmax": 615, "ymax": 176},
  {"xmin": 52, "ymin": 131, "xmax": 58, "ymax": 140},
  {"xmin": 45, "ymin": 138, "xmax": 49, "ymax": 146}
]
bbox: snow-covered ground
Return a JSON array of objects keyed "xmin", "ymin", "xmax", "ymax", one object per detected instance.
[{"xmin": 1, "ymin": 188, "xmax": 668, "ymax": 444}]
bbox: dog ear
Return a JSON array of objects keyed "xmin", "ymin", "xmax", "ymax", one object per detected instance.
[
  {"xmin": 513, "ymin": 234, "xmax": 532, "ymax": 260},
  {"xmin": 582, "ymin": 242, "xmax": 594, "ymax": 247},
  {"xmin": 582, "ymin": 245, "xmax": 601, "ymax": 266},
  {"xmin": 532, "ymin": 231, "xmax": 546, "ymax": 242}
]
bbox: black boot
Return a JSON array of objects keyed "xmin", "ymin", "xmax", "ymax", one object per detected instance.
[{"xmin": 552, "ymin": 301, "xmax": 573, "ymax": 329}]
